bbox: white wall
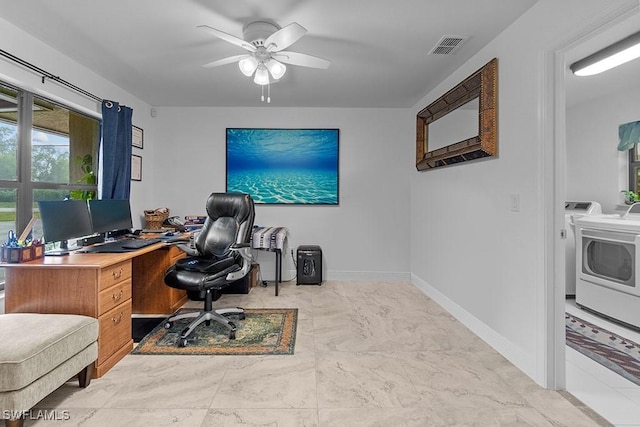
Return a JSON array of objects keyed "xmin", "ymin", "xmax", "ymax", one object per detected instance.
[
  {"xmin": 567, "ymin": 85, "xmax": 640, "ymax": 213},
  {"xmin": 409, "ymin": 0, "xmax": 637, "ymax": 386},
  {"xmin": 150, "ymin": 107, "xmax": 413, "ymax": 281}
]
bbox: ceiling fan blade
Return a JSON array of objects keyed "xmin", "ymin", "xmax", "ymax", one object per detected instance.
[
  {"xmin": 202, "ymin": 54, "xmax": 249, "ymax": 68},
  {"xmin": 272, "ymin": 51, "xmax": 331, "ymax": 69},
  {"xmin": 197, "ymin": 25, "xmax": 256, "ymax": 52},
  {"xmin": 265, "ymin": 22, "xmax": 307, "ymax": 52}
]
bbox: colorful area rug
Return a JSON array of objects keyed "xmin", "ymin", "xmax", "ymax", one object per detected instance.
[
  {"xmin": 132, "ymin": 308, "xmax": 297, "ymax": 355},
  {"xmin": 566, "ymin": 312, "xmax": 640, "ymax": 386}
]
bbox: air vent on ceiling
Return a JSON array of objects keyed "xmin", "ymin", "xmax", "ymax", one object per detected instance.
[{"xmin": 428, "ymin": 35, "xmax": 469, "ymax": 55}]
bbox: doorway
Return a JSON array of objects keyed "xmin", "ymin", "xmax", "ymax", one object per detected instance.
[{"xmin": 556, "ymin": 4, "xmax": 640, "ymax": 423}]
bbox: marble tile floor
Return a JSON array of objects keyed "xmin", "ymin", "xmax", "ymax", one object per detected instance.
[
  {"xmin": 565, "ymin": 299, "xmax": 640, "ymax": 426},
  {"xmin": 25, "ymin": 281, "xmax": 609, "ymax": 426}
]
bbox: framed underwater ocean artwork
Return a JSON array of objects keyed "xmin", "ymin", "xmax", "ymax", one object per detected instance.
[{"xmin": 226, "ymin": 128, "xmax": 339, "ymax": 205}]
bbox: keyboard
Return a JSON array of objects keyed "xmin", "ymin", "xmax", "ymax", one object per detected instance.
[
  {"xmin": 77, "ymin": 238, "xmax": 161, "ymax": 253},
  {"xmin": 121, "ymin": 238, "xmax": 162, "ymax": 249}
]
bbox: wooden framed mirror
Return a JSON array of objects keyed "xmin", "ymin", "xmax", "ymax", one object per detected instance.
[{"xmin": 416, "ymin": 58, "xmax": 498, "ymax": 171}]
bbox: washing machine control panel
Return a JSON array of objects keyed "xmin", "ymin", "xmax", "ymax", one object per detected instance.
[{"xmin": 565, "ymin": 201, "xmax": 602, "ymax": 215}]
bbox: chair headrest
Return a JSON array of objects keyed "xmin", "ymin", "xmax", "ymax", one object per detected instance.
[{"xmin": 206, "ymin": 193, "xmax": 253, "ymax": 223}]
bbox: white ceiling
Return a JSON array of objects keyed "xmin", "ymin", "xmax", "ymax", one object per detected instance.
[{"xmin": 0, "ymin": 0, "xmax": 538, "ymax": 108}]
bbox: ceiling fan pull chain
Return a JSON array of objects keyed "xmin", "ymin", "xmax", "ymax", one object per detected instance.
[
  {"xmin": 261, "ymin": 84, "xmax": 265, "ymax": 102},
  {"xmin": 267, "ymin": 82, "xmax": 271, "ymax": 103}
]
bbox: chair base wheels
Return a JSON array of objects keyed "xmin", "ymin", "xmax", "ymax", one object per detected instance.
[
  {"xmin": 229, "ymin": 328, "xmax": 236, "ymax": 340},
  {"xmin": 165, "ymin": 307, "xmax": 243, "ymax": 346}
]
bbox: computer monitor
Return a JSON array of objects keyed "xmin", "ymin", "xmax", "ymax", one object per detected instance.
[
  {"xmin": 38, "ymin": 200, "xmax": 93, "ymax": 254},
  {"xmin": 88, "ymin": 199, "xmax": 133, "ymax": 236}
]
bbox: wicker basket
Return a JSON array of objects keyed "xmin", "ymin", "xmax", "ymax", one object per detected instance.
[{"xmin": 144, "ymin": 208, "xmax": 169, "ymax": 230}]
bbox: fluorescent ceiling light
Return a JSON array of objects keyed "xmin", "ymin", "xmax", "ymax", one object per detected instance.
[{"xmin": 570, "ymin": 31, "xmax": 640, "ymax": 76}]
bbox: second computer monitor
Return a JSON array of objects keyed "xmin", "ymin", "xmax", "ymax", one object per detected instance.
[{"xmin": 88, "ymin": 199, "xmax": 133, "ymax": 235}]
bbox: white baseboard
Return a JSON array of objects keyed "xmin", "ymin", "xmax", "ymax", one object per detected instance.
[
  {"xmin": 255, "ymin": 266, "xmax": 411, "ymax": 283},
  {"xmin": 327, "ymin": 270, "xmax": 411, "ymax": 282},
  {"xmin": 411, "ymin": 273, "xmax": 537, "ymax": 382}
]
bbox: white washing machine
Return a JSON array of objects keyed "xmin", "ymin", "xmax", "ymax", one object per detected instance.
[
  {"xmin": 575, "ymin": 204, "xmax": 640, "ymax": 329},
  {"xmin": 565, "ymin": 201, "xmax": 602, "ymax": 297}
]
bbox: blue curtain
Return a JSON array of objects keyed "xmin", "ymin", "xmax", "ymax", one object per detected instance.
[
  {"xmin": 101, "ymin": 100, "xmax": 133, "ymax": 199},
  {"xmin": 618, "ymin": 120, "xmax": 640, "ymax": 151}
]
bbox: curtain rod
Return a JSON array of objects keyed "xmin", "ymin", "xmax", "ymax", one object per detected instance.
[{"xmin": 0, "ymin": 48, "xmax": 103, "ymax": 103}]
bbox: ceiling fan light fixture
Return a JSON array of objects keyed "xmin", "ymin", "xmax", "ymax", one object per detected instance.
[
  {"xmin": 266, "ymin": 59, "xmax": 286, "ymax": 80},
  {"xmin": 199, "ymin": 20, "xmax": 332, "ymax": 102},
  {"xmin": 238, "ymin": 56, "xmax": 259, "ymax": 77},
  {"xmin": 570, "ymin": 30, "xmax": 640, "ymax": 76},
  {"xmin": 254, "ymin": 65, "xmax": 270, "ymax": 85}
]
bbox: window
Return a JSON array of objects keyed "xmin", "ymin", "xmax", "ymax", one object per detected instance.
[
  {"xmin": 0, "ymin": 82, "xmax": 100, "ymax": 289},
  {"xmin": 630, "ymin": 146, "xmax": 640, "ymax": 194}
]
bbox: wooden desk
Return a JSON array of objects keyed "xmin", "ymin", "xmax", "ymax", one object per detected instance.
[{"xmin": 3, "ymin": 243, "xmax": 188, "ymax": 378}]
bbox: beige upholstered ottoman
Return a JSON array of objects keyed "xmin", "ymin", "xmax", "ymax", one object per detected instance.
[{"xmin": 0, "ymin": 314, "xmax": 98, "ymax": 427}]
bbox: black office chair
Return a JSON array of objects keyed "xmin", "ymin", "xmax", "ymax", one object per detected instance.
[{"xmin": 163, "ymin": 192, "xmax": 255, "ymax": 346}]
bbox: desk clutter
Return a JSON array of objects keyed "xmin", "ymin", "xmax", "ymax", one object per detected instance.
[
  {"xmin": 143, "ymin": 209, "xmax": 206, "ymax": 233},
  {"xmin": 143, "ymin": 207, "xmax": 170, "ymax": 229},
  {"xmin": 1, "ymin": 241, "xmax": 45, "ymax": 263},
  {"xmin": 183, "ymin": 215, "xmax": 206, "ymax": 231},
  {"xmin": 1, "ymin": 218, "xmax": 44, "ymax": 263}
]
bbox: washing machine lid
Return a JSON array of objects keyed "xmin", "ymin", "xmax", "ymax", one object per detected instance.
[
  {"xmin": 565, "ymin": 201, "xmax": 602, "ymax": 215},
  {"xmin": 624, "ymin": 202, "xmax": 640, "ymax": 218},
  {"xmin": 576, "ymin": 214, "xmax": 640, "ymax": 232}
]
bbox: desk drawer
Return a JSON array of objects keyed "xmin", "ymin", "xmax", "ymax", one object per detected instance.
[
  {"xmin": 98, "ymin": 279, "xmax": 132, "ymax": 316},
  {"xmin": 98, "ymin": 302, "xmax": 132, "ymax": 364},
  {"xmin": 100, "ymin": 261, "xmax": 132, "ymax": 290}
]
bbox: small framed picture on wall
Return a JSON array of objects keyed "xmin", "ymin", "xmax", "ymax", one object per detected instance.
[
  {"xmin": 132, "ymin": 126, "xmax": 144, "ymax": 149},
  {"xmin": 131, "ymin": 154, "xmax": 142, "ymax": 181}
]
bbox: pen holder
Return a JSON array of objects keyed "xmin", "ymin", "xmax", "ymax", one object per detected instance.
[
  {"xmin": 31, "ymin": 243, "xmax": 45, "ymax": 260},
  {"xmin": 2, "ymin": 246, "xmax": 32, "ymax": 263},
  {"xmin": 1, "ymin": 243, "xmax": 45, "ymax": 263}
]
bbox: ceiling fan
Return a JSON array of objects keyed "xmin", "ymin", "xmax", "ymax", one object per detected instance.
[{"xmin": 198, "ymin": 21, "xmax": 331, "ymax": 102}]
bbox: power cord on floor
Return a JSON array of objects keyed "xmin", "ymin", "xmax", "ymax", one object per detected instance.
[
  {"xmin": 250, "ymin": 248, "xmax": 298, "ymax": 285},
  {"xmin": 291, "ymin": 249, "xmax": 297, "ymax": 281}
]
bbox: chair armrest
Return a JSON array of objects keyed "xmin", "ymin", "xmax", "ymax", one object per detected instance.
[
  {"xmin": 226, "ymin": 244, "xmax": 253, "ymax": 281},
  {"xmin": 174, "ymin": 243, "xmax": 199, "ymax": 257},
  {"xmin": 230, "ymin": 243, "xmax": 250, "ymax": 249}
]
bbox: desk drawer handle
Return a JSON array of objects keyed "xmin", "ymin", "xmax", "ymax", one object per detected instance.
[
  {"xmin": 112, "ymin": 289, "xmax": 123, "ymax": 303},
  {"xmin": 112, "ymin": 312, "xmax": 124, "ymax": 325},
  {"xmin": 112, "ymin": 268, "xmax": 124, "ymax": 280}
]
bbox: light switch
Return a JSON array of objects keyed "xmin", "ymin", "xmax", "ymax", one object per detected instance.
[{"xmin": 510, "ymin": 193, "xmax": 520, "ymax": 212}]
